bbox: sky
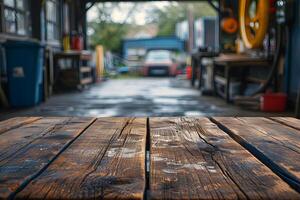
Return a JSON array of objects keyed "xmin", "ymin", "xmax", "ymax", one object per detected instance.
[{"xmin": 87, "ymin": 2, "xmax": 172, "ymax": 26}]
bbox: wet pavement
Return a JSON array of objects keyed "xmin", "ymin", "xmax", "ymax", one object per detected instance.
[{"xmin": 0, "ymin": 77, "xmax": 289, "ymax": 120}]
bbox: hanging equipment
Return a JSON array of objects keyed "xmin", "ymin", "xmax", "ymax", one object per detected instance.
[{"xmin": 239, "ymin": 0, "xmax": 270, "ymax": 49}]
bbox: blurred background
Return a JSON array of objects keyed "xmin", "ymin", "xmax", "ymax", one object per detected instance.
[{"xmin": 0, "ymin": 0, "xmax": 299, "ymax": 120}]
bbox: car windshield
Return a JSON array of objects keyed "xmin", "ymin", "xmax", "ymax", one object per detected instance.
[{"xmin": 145, "ymin": 50, "xmax": 172, "ymax": 62}]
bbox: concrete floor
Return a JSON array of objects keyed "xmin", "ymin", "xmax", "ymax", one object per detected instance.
[{"xmin": 0, "ymin": 77, "xmax": 290, "ymax": 121}]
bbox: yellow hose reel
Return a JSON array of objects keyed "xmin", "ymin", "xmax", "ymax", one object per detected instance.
[{"xmin": 239, "ymin": 0, "xmax": 270, "ymax": 49}]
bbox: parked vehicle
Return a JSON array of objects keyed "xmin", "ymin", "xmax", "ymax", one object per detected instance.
[{"xmin": 142, "ymin": 50, "xmax": 178, "ymax": 76}]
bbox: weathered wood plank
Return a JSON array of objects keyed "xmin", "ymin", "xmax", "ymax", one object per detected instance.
[
  {"xmin": 0, "ymin": 117, "xmax": 70, "ymax": 163},
  {"xmin": 213, "ymin": 117, "xmax": 300, "ymax": 191},
  {"xmin": 150, "ymin": 117, "xmax": 299, "ymax": 199},
  {"xmin": 0, "ymin": 117, "xmax": 41, "ymax": 135},
  {"xmin": 271, "ymin": 117, "xmax": 300, "ymax": 131},
  {"xmin": 17, "ymin": 117, "xmax": 146, "ymax": 199},
  {"xmin": 0, "ymin": 117, "xmax": 95, "ymax": 199},
  {"xmin": 239, "ymin": 117, "xmax": 300, "ymax": 148}
]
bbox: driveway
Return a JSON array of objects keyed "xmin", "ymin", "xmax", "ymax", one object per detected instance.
[{"xmin": 0, "ymin": 77, "xmax": 287, "ymax": 120}]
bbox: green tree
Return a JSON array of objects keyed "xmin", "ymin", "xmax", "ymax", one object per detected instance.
[
  {"xmin": 149, "ymin": 2, "xmax": 216, "ymax": 36},
  {"xmin": 88, "ymin": 3, "xmax": 134, "ymax": 53},
  {"xmin": 88, "ymin": 2, "xmax": 216, "ymax": 52},
  {"xmin": 89, "ymin": 21, "xmax": 130, "ymax": 53}
]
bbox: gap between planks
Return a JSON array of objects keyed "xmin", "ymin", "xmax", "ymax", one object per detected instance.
[
  {"xmin": 144, "ymin": 117, "xmax": 151, "ymax": 200},
  {"xmin": 149, "ymin": 117, "xmax": 299, "ymax": 199},
  {"xmin": 210, "ymin": 117, "xmax": 300, "ymax": 193},
  {"xmin": 268, "ymin": 117, "xmax": 300, "ymax": 131}
]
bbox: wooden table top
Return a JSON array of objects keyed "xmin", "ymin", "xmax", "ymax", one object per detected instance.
[
  {"xmin": 214, "ymin": 53, "xmax": 270, "ymax": 66},
  {"xmin": 0, "ymin": 117, "xmax": 300, "ymax": 199}
]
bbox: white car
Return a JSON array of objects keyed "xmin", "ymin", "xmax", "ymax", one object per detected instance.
[{"xmin": 142, "ymin": 50, "xmax": 178, "ymax": 76}]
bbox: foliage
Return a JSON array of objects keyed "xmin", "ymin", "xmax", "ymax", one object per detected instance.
[
  {"xmin": 148, "ymin": 2, "xmax": 217, "ymax": 36},
  {"xmin": 88, "ymin": 3, "xmax": 132, "ymax": 53},
  {"xmin": 88, "ymin": 21, "xmax": 130, "ymax": 53},
  {"xmin": 88, "ymin": 2, "xmax": 217, "ymax": 52}
]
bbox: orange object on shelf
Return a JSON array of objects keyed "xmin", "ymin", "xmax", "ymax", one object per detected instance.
[
  {"xmin": 71, "ymin": 33, "xmax": 83, "ymax": 51},
  {"xmin": 221, "ymin": 17, "xmax": 238, "ymax": 34}
]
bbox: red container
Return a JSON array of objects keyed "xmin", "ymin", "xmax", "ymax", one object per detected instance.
[
  {"xmin": 260, "ymin": 93, "xmax": 287, "ymax": 112},
  {"xmin": 186, "ymin": 66, "xmax": 192, "ymax": 80},
  {"xmin": 71, "ymin": 35, "xmax": 83, "ymax": 51}
]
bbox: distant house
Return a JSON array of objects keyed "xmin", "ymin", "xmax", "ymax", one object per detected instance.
[{"xmin": 122, "ymin": 36, "xmax": 185, "ymax": 67}]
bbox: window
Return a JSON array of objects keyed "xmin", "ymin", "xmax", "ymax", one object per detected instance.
[
  {"xmin": 3, "ymin": 0, "xmax": 30, "ymax": 35},
  {"xmin": 45, "ymin": 0, "xmax": 60, "ymax": 41}
]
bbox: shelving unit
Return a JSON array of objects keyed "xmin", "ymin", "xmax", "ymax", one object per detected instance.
[{"xmin": 54, "ymin": 51, "xmax": 93, "ymax": 90}]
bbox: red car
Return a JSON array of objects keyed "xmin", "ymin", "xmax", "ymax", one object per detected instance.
[{"xmin": 142, "ymin": 50, "xmax": 178, "ymax": 76}]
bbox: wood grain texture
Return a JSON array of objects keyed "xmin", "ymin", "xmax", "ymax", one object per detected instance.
[
  {"xmin": 271, "ymin": 117, "xmax": 300, "ymax": 131},
  {"xmin": 0, "ymin": 117, "xmax": 74, "ymax": 168},
  {"xmin": 213, "ymin": 117, "xmax": 300, "ymax": 191},
  {"xmin": 0, "ymin": 117, "xmax": 95, "ymax": 198},
  {"xmin": 150, "ymin": 117, "xmax": 299, "ymax": 199},
  {"xmin": 0, "ymin": 117, "xmax": 41, "ymax": 135},
  {"xmin": 17, "ymin": 117, "xmax": 146, "ymax": 200}
]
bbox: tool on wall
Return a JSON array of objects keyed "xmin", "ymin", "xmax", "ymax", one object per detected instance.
[
  {"xmin": 238, "ymin": 0, "xmax": 293, "ymax": 96},
  {"xmin": 221, "ymin": 7, "xmax": 238, "ymax": 34},
  {"xmin": 239, "ymin": 0, "xmax": 270, "ymax": 49},
  {"xmin": 232, "ymin": 0, "xmax": 296, "ymax": 112},
  {"xmin": 221, "ymin": 16, "xmax": 238, "ymax": 34},
  {"xmin": 218, "ymin": 1, "xmax": 239, "ymax": 52}
]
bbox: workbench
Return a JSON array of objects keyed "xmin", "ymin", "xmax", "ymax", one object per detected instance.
[
  {"xmin": 54, "ymin": 51, "xmax": 93, "ymax": 90},
  {"xmin": 191, "ymin": 51, "xmax": 219, "ymax": 89},
  {"xmin": 1, "ymin": 117, "xmax": 300, "ymax": 199},
  {"xmin": 213, "ymin": 54, "xmax": 270, "ymax": 102}
]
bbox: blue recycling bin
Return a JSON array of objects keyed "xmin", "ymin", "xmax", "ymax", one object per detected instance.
[{"xmin": 4, "ymin": 40, "xmax": 44, "ymax": 107}]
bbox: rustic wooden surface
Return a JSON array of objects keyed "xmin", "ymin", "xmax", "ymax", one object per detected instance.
[
  {"xmin": 214, "ymin": 53, "xmax": 270, "ymax": 63},
  {"xmin": 271, "ymin": 117, "xmax": 300, "ymax": 130},
  {"xmin": 17, "ymin": 117, "xmax": 146, "ymax": 199},
  {"xmin": 0, "ymin": 117, "xmax": 95, "ymax": 198},
  {"xmin": 0, "ymin": 117, "xmax": 300, "ymax": 199},
  {"xmin": 213, "ymin": 117, "xmax": 300, "ymax": 191},
  {"xmin": 0, "ymin": 117, "xmax": 41, "ymax": 135},
  {"xmin": 149, "ymin": 117, "xmax": 298, "ymax": 199}
]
